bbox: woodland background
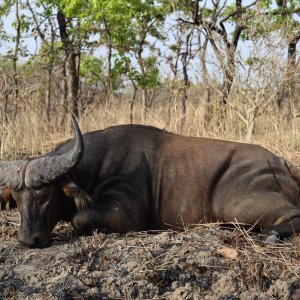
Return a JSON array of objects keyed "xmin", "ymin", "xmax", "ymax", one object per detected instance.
[
  {"xmin": 0, "ymin": 0, "xmax": 300, "ymax": 159},
  {"xmin": 1, "ymin": 3, "xmax": 300, "ymax": 298}
]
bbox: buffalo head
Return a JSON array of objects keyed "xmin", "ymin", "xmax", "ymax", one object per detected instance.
[{"xmin": 0, "ymin": 117, "xmax": 84, "ymax": 247}]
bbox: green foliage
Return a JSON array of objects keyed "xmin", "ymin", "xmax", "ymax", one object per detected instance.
[
  {"xmin": 0, "ymin": 58, "xmax": 14, "ymax": 69},
  {"xmin": 1, "ymin": 0, "xmax": 299, "ymax": 106},
  {"xmin": 80, "ymin": 55, "xmax": 104, "ymax": 85},
  {"xmin": 137, "ymin": 57, "xmax": 160, "ymax": 89},
  {"xmin": 0, "ymin": 0, "xmax": 15, "ymax": 16},
  {"xmin": 111, "ymin": 55, "xmax": 131, "ymax": 89},
  {"xmin": 58, "ymin": 0, "xmax": 167, "ymax": 91},
  {"xmin": 245, "ymin": 56, "xmax": 260, "ymax": 66},
  {"xmin": 35, "ymin": 41, "xmax": 62, "ymax": 65},
  {"xmin": 262, "ymin": 0, "xmax": 300, "ymax": 39},
  {"xmin": 200, "ymin": 7, "xmax": 213, "ymax": 18},
  {"xmin": 222, "ymin": 4, "xmax": 237, "ymax": 22},
  {"xmin": 258, "ymin": 0, "xmax": 273, "ymax": 9},
  {"xmin": 0, "ymin": 57, "xmax": 31, "ymax": 77},
  {"xmin": 12, "ymin": 14, "xmax": 31, "ymax": 33}
]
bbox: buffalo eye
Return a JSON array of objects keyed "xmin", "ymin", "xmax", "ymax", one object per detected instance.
[{"xmin": 32, "ymin": 188, "xmax": 51, "ymax": 204}]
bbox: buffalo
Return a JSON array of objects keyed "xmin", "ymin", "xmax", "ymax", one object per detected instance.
[{"xmin": 0, "ymin": 117, "xmax": 299, "ymax": 248}]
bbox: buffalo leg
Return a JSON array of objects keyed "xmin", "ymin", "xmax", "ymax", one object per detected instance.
[
  {"xmin": 262, "ymin": 217, "xmax": 300, "ymax": 242},
  {"xmin": 72, "ymin": 200, "xmax": 146, "ymax": 234}
]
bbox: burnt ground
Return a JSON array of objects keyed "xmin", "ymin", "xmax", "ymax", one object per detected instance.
[{"xmin": 0, "ymin": 209, "xmax": 300, "ymax": 300}]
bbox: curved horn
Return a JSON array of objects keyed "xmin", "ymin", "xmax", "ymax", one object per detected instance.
[{"xmin": 24, "ymin": 116, "xmax": 84, "ymax": 187}]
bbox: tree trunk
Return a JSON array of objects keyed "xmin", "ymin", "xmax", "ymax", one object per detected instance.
[
  {"xmin": 103, "ymin": 19, "xmax": 113, "ymax": 106},
  {"xmin": 12, "ymin": 0, "xmax": 21, "ymax": 121},
  {"xmin": 136, "ymin": 45, "xmax": 149, "ymax": 123},
  {"xmin": 180, "ymin": 32, "xmax": 191, "ymax": 130},
  {"xmin": 46, "ymin": 67, "xmax": 51, "ymax": 122},
  {"xmin": 57, "ymin": 10, "xmax": 79, "ymax": 118},
  {"xmin": 199, "ymin": 36, "xmax": 212, "ymax": 128},
  {"xmin": 106, "ymin": 41, "xmax": 113, "ymax": 106},
  {"xmin": 66, "ymin": 52, "xmax": 79, "ymax": 117},
  {"xmin": 287, "ymin": 32, "xmax": 300, "ymax": 115},
  {"xmin": 60, "ymin": 60, "xmax": 68, "ymax": 128},
  {"xmin": 130, "ymin": 80, "xmax": 137, "ymax": 124},
  {"xmin": 181, "ymin": 60, "xmax": 188, "ymax": 130},
  {"xmin": 46, "ymin": 23, "xmax": 56, "ymax": 123},
  {"xmin": 275, "ymin": 1, "xmax": 300, "ymax": 118},
  {"xmin": 143, "ymin": 89, "xmax": 148, "ymax": 123}
]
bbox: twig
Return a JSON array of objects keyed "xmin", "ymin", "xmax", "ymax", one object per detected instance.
[{"xmin": 7, "ymin": 221, "xmax": 20, "ymax": 226}]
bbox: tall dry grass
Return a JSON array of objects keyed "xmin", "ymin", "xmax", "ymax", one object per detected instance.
[{"xmin": 1, "ymin": 96, "xmax": 300, "ymax": 167}]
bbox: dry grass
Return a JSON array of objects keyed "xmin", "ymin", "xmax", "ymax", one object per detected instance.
[{"xmin": 1, "ymin": 98, "xmax": 300, "ymax": 165}]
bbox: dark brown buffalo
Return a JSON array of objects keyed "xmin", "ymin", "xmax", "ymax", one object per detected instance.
[{"xmin": 0, "ymin": 117, "xmax": 300, "ymax": 248}]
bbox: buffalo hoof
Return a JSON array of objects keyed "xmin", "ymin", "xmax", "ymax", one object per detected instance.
[{"xmin": 261, "ymin": 229, "xmax": 280, "ymax": 244}]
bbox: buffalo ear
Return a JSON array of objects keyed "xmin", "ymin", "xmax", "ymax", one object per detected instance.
[
  {"xmin": 61, "ymin": 180, "xmax": 93, "ymax": 210},
  {"xmin": 0, "ymin": 187, "xmax": 14, "ymax": 210}
]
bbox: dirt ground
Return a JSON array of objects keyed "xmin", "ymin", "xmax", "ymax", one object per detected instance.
[{"xmin": 0, "ymin": 209, "xmax": 300, "ymax": 300}]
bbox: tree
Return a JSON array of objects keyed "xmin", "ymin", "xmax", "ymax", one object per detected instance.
[
  {"xmin": 27, "ymin": 0, "xmax": 58, "ymax": 122},
  {"xmin": 166, "ymin": 20, "xmax": 195, "ymax": 129},
  {"xmin": 175, "ymin": 1, "xmax": 257, "ymax": 115},
  {"xmin": 0, "ymin": 0, "xmax": 31, "ymax": 121},
  {"xmin": 61, "ymin": 0, "xmax": 167, "ymax": 120},
  {"xmin": 265, "ymin": 0, "xmax": 300, "ymax": 117}
]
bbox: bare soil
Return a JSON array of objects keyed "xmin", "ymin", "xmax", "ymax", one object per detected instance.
[{"xmin": 0, "ymin": 209, "xmax": 300, "ymax": 300}]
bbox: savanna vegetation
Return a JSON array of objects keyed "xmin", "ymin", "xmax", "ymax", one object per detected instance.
[
  {"xmin": 1, "ymin": 2, "xmax": 300, "ymax": 299},
  {"xmin": 0, "ymin": 0, "xmax": 299, "ymax": 161}
]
